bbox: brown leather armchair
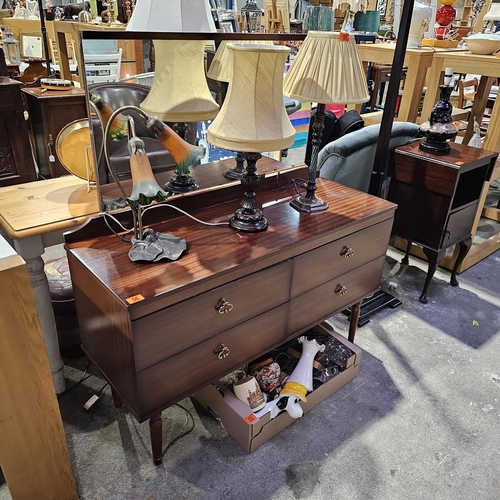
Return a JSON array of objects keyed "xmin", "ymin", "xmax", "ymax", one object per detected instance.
[{"xmin": 89, "ymin": 82, "xmax": 197, "ymax": 185}]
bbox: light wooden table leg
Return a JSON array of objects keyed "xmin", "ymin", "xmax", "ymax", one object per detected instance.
[
  {"xmin": 56, "ymin": 30, "xmax": 71, "ymax": 81},
  {"xmin": 483, "ymin": 92, "xmax": 500, "ymax": 152},
  {"xmin": 420, "ymin": 57, "xmax": 443, "ymax": 124},
  {"xmin": 463, "ymin": 76, "xmax": 494, "ymax": 145},
  {"xmin": 14, "ymin": 235, "xmax": 65, "ymax": 394},
  {"xmin": 397, "ymin": 54, "xmax": 428, "ymax": 122}
]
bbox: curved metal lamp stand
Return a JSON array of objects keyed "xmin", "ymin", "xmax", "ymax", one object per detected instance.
[{"xmin": 101, "ymin": 106, "xmax": 186, "ymax": 263}]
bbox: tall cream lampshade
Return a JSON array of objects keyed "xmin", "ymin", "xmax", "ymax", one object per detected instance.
[
  {"xmin": 208, "ymin": 43, "xmax": 295, "ymax": 232},
  {"xmin": 207, "ymin": 39, "xmax": 275, "ymax": 83},
  {"xmin": 207, "ymin": 38, "xmax": 275, "ymax": 181},
  {"xmin": 283, "ymin": 31, "xmax": 369, "ymax": 213},
  {"xmin": 127, "ymin": 0, "xmax": 219, "ymax": 193}
]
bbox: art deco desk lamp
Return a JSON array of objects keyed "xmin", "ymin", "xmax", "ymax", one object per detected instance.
[
  {"xmin": 126, "ymin": 0, "xmax": 219, "ymax": 193},
  {"xmin": 283, "ymin": 31, "xmax": 369, "ymax": 212},
  {"xmin": 208, "ymin": 43, "xmax": 295, "ymax": 232},
  {"xmin": 207, "ymin": 39, "xmax": 275, "ymax": 180}
]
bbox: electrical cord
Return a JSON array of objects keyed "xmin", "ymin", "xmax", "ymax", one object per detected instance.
[
  {"xmin": 103, "ymin": 214, "xmax": 133, "ymax": 244},
  {"xmin": 276, "ymin": 171, "xmax": 308, "ymax": 195},
  {"xmin": 161, "ymin": 403, "xmax": 196, "ymax": 455},
  {"xmin": 102, "ymin": 201, "xmax": 228, "ymax": 243},
  {"xmin": 57, "ymin": 360, "xmax": 92, "ymax": 399},
  {"xmin": 142, "ymin": 203, "xmax": 229, "ymax": 227},
  {"xmin": 97, "ymin": 382, "xmax": 109, "ymax": 398}
]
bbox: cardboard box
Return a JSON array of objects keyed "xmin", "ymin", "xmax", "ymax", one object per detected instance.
[{"xmin": 192, "ymin": 322, "xmax": 362, "ymax": 453}]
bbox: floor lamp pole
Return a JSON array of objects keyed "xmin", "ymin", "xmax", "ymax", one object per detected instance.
[
  {"xmin": 369, "ymin": 0, "xmax": 415, "ymax": 197},
  {"xmin": 37, "ymin": 0, "xmax": 51, "ymax": 75},
  {"xmin": 345, "ymin": 0, "xmax": 417, "ymax": 328}
]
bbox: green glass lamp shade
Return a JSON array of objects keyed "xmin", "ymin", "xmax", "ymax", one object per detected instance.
[{"xmin": 126, "ymin": 137, "xmax": 168, "ymax": 208}]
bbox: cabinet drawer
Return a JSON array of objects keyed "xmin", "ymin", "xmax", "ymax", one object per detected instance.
[
  {"xmin": 133, "ymin": 261, "xmax": 292, "ymax": 371},
  {"xmin": 291, "ymin": 219, "xmax": 392, "ymax": 298},
  {"xmin": 288, "ymin": 255, "xmax": 386, "ymax": 334},
  {"xmin": 440, "ymin": 203, "xmax": 477, "ymax": 248},
  {"xmin": 136, "ymin": 304, "xmax": 289, "ymax": 417}
]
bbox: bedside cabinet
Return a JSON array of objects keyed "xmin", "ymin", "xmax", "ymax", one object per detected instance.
[
  {"xmin": 0, "ymin": 77, "xmax": 38, "ymax": 187},
  {"xmin": 22, "ymin": 87, "xmax": 87, "ymax": 178},
  {"xmin": 389, "ymin": 141, "xmax": 498, "ymax": 303}
]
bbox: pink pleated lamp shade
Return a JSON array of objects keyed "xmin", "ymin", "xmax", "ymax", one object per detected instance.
[
  {"xmin": 208, "ymin": 44, "xmax": 295, "ymax": 153},
  {"xmin": 283, "ymin": 31, "xmax": 369, "ymax": 105}
]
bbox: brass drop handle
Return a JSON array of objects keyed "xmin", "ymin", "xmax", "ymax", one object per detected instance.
[
  {"xmin": 216, "ymin": 298, "xmax": 233, "ymax": 314},
  {"xmin": 335, "ymin": 284, "xmax": 348, "ymax": 296},
  {"xmin": 340, "ymin": 246, "xmax": 355, "ymax": 258},
  {"xmin": 215, "ymin": 343, "xmax": 230, "ymax": 360}
]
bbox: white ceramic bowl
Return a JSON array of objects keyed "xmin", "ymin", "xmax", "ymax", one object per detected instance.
[{"xmin": 464, "ymin": 35, "xmax": 500, "ymax": 55}]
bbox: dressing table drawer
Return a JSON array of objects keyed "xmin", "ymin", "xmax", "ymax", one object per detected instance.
[
  {"xmin": 136, "ymin": 304, "xmax": 289, "ymax": 417},
  {"xmin": 291, "ymin": 219, "xmax": 392, "ymax": 298},
  {"xmin": 288, "ymin": 255, "xmax": 386, "ymax": 335},
  {"xmin": 133, "ymin": 260, "xmax": 292, "ymax": 371}
]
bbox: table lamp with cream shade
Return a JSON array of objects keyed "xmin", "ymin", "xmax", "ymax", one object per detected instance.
[
  {"xmin": 126, "ymin": 0, "xmax": 219, "ymax": 193},
  {"xmin": 207, "ymin": 38, "xmax": 275, "ymax": 180},
  {"xmin": 208, "ymin": 43, "xmax": 295, "ymax": 232},
  {"xmin": 283, "ymin": 31, "xmax": 369, "ymax": 213},
  {"xmin": 484, "ymin": 0, "xmax": 500, "ymax": 32}
]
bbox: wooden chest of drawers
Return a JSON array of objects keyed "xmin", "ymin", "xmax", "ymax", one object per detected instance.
[{"xmin": 65, "ymin": 169, "xmax": 396, "ymax": 464}]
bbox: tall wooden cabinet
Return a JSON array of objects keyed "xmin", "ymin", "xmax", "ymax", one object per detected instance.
[
  {"xmin": 22, "ymin": 87, "xmax": 87, "ymax": 178},
  {"xmin": 0, "ymin": 77, "xmax": 38, "ymax": 187}
]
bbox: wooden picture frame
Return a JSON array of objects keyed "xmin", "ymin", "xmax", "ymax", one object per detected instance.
[{"xmin": 19, "ymin": 31, "xmax": 44, "ymax": 60}]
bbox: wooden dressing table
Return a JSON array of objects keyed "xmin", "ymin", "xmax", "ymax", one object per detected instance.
[{"xmin": 65, "ymin": 168, "xmax": 396, "ymax": 464}]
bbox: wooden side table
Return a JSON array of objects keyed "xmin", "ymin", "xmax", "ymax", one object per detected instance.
[
  {"xmin": 389, "ymin": 141, "xmax": 498, "ymax": 303},
  {"xmin": 419, "ymin": 52, "xmax": 500, "ymax": 271},
  {"xmin": 22, "ymin": 86, "xmax": 87, "ymax": 178}
]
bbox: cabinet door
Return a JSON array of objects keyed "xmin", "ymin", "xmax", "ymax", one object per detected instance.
[{"xmin": 0, "ymin": 111, "xmax": 37, "ymax": 187}]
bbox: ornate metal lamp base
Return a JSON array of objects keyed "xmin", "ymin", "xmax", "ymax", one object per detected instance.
[
  {"xmin": 290, "ymin": 194, "xmax": 329, "ymax": 213},
  {"xmin": 229, "ymin": 151, "xmax": 268, "ymax": 232},
  {"xmin": 223, "ymin": 152, "xmax": 246, "ymax": 180},
  {"xmin": 165, "ymin": 173, "xmax": 199, "ymax": 194},
  {"xmin": 229, "ymin": 209, "xmax": 268, "ymax": 232},
  {"xmin": 129, "ymin": 228, "xmax": 186, "ymax": 263}
]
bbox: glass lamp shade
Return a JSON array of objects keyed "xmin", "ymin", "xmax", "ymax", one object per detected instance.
[
  {"xmin": 208, "ymin": 44, "xmax": 295, "ymax": 153},
  {"xmin": 283, "ymin": 31, "xmax": 369, "ymax": 105},
  {"xmin": 3, "ymin": 27, "xmax": 21, "ymax": 65},
  {"xmin": 139, "ymin": 39, "xmax": 219, "ymax": 123},
  {"xmin": 207, "ymin": 39, "xmax": 275, "ymax": 83}
]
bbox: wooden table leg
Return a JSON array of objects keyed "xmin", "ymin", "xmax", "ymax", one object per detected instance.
[
  {"xmin": 463, "ymin": 76, "xmax": 494, "ymax": 145},
  {"xmin": 348, "ymin": 301, "xmax": 361, "ymax": 343},
  {"xmin": 14, "ymin": 235, "xmax": 65, "ymax": 394},
  {"xmin": 149, "ymin": 412, "xmax": 163, "ymax": 466},
  {"xmin": 420, "ymin": 247, "xmax": 446, "ymax": 304},
  {"xmin": 420, "ymin": 58, "xmax": 443, "ymax": 124},
  {"xmin": 397, "ymin": 54, "xmax": 428, "ymax": 122},
  {"xmin": 401, "ymin": 239, "xmax": 412, "ymax": 265}
]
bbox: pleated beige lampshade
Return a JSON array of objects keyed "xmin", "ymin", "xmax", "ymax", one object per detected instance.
[
  {"xmin": 283, "ymin": 31, "xmax": 369, "ymax": 104},
  {"xmin": 139, "ymin": 40, "xmax": 219, "ymax": 122},
  {"xmin": 208, "ymin": 44, "xmax": 296, "ymax": 153},
  {"xmin": 207, "ymin": 39, "xmax": 275, "ymax": 83}
]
